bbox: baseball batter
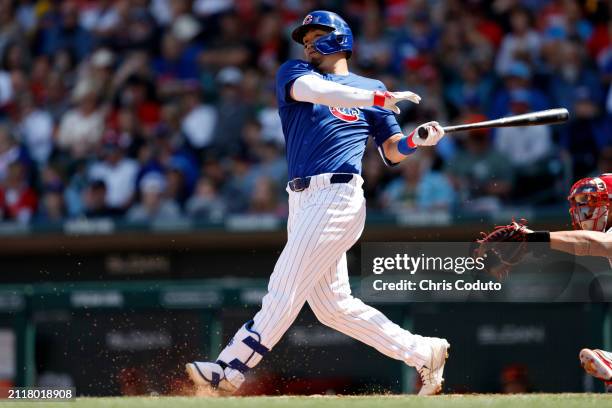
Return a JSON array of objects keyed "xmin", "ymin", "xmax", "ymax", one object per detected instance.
[{"xmin": 186, "ymin": 11, "xmax": 450, "ymax": 396}]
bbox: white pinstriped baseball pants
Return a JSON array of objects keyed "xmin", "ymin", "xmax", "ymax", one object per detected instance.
[{"xmin": 236, "ymin": 173, "xmax": 430, "ymax": 368}]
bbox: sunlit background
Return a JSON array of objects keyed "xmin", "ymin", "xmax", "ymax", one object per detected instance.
[{"xmin": 0, "ymin": 0, "xmax": 610, "ymax": 397}]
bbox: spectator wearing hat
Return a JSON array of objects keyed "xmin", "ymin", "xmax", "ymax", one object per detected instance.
[
  {"xmin": 549, "ymin": 40, "xmax": 603, "ymax": 111},
  {"xmin": 495, "ymin": 7, "xmax": 541, "ymax": 75},
  {"xmin": 494, "ymin": 90, "xmax": 553, "ymax": 167},
  {"xmin": 180, "ymin": 86, "xmax": 217, "ymax": 153},
  {"xmin": 489, "ymin": 61, "xmax": 549, "ymax": 119},
  {"xmin": 88, "ymin": 48, "xmax": 116, "ymax": 103},
  {"xmin": 210, "ymin": 67, "xmax": 253, "ymax": 156},
  {"xmin": 126, "ymin": 172, "xmax": 181, "ymax": 222},
  {"xmin": 56, "ymin": 79, "xmax": 106, "ymax": 159},
  {"xmin": 88, "ymin": 140, "xmax": 139, "ymax": 213},
  {"xmin": 152, "ymin": 15, "xmax": 202, "ymax": 97}
]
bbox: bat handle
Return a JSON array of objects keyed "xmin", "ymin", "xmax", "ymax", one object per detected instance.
[{"xmin": 417, "ymin": 126, "xmax": 429, "ymax": 139}]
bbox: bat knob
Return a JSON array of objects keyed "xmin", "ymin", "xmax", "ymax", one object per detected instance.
[{"xmin": 417, "ymin": 126, "xmax": 429, "ymax": 139}]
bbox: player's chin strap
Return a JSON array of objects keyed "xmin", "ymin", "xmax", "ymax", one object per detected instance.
[{"xmin": 217, "ymin": 320, "xmax": 270, "ymax": 374}]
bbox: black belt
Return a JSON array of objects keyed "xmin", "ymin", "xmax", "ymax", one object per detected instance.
[{"xmin": 288, "ymin": 174, "xmax": 354, "ymax": 192}]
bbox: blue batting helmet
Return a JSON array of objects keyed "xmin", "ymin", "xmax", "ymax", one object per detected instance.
[{"xmin": 291, "ymin": 11, "xmax": 353, "ymax": 58}]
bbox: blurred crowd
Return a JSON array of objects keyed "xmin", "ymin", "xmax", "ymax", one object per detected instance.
[{"xmin": 0, "ymin": 0, "xmax": 610, "ymax": 224}]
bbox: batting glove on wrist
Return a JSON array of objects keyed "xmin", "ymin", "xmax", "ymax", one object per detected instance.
[
  {"xmin": 407, "ymin": 121, "xmax": 445, "ymax": 147},
  {"xmin": 373, "ymin": 91, "xmax": 421, "ymax": 114}
]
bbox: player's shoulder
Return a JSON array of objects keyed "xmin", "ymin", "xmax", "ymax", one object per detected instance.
[
  {"xmin": 277, "ymin": 59, "xmax": 317, "ymax": 77},
  {"xmin": 344, "ymin": 72, "xmax": 386, "ymax": 91}
]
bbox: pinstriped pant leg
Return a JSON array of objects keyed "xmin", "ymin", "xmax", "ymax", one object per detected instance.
[
  {"xmin": 307, "ymin": 254, "xmax": 430, "ymax": 368},
  {"xmin": 251, "ymin": 182, "xmax": 365, "ymax": 349}
]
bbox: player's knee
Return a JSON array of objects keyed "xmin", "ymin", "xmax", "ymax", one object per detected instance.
[
  {"xmin": 263, "ymin": 290, "xmax": 301, "ymax": 317},
  {"xmin": 309, "ymin": 300, "xmax": 343, "ymax": 326}
]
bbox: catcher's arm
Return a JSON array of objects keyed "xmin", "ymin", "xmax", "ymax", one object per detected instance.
[
  {"xmin": 475, "ymin": 220, "xmax": 611, "ymax": 280},
  {"xmin": 548, "ymin": 230, "xmax": 612, "ymax": 258}
]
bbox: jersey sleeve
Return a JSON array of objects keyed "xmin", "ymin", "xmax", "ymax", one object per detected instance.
[{"xmin": 275, "ymin": 60, "xmax": 317, "ymax": 107}]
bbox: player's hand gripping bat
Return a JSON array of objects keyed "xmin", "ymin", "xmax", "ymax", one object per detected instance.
[{"xmin": 417, "ymin": 108, "xmax": 570, "ymax": 140}]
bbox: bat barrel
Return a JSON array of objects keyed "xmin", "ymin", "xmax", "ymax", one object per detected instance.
[
  {"xmin": 443, "ymin": 108, "xmax": 569, "ymax": 134},
  {"xmin": 416, "ymin": 108, "xmax": 569, "ymax": 139}
]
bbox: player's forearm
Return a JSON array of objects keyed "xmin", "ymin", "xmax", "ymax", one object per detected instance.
[
  {"xmin": 382, "ymin": 122, "xmax": 445, "ymax": 164},
  {"xmin": 291, "ymin": 75, "xmax": 377, "ymax": 108},
  {"xmin": 549, "ymin": 230, "xmax": 612, "ymax": 257},
  {"xmin": 382, "ymin": 134, "xmax": 415, "ymax": 164}
]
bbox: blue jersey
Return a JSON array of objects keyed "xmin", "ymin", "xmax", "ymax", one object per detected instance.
[{"xmin": 276, "ymin": 59, "xmax": 403, "ymax": 179}]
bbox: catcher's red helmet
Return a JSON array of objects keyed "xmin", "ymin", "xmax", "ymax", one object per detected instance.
[{"xmin": 567, "ymin": 174, "xmax": 612, "ymax": 232}]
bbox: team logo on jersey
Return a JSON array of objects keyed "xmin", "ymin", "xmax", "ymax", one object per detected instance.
[
  {"xmin": 303, "ymin": 14, "xmax": 313, "ymax": 24},
  {"xmin": 329, "ymin": 107, "xmax": 360, "ymax": 122}
]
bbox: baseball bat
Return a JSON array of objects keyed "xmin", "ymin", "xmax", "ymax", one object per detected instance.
[{"xmin": 417, "ymin": 108, "xmax": 569, "ymax": 139}]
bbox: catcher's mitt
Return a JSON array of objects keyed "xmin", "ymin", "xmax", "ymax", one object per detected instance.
[{"xmin": 474, "ymin": 219, "xmax": 531, "ymax": 280}]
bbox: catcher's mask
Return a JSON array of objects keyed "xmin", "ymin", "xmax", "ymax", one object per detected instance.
[{"xmin": 568, "ymin": 174, "xmax": 612, "ymax": 232}]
